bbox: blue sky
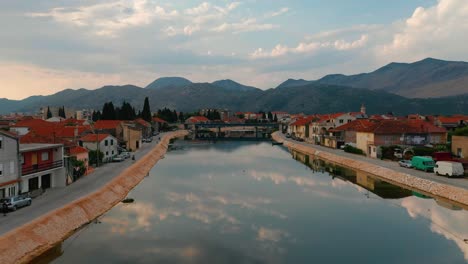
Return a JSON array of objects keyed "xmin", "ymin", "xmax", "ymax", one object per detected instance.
[{"xmin": 0, "ymin": 0, "xmax": 466, "ymax": 99}]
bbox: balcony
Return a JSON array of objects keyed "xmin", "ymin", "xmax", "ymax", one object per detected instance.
[{"xmin": 22, "ymin": 160, "xmax": 63, "ymax": 176}]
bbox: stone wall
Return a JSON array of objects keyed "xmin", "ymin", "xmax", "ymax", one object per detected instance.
[
  {"xmin": 0, "ymin": 130, "xmax": 188, "ymax": 264},
  {"xmin": 273, "ymin": 132, "xmax": 468, "ymax": 207}
]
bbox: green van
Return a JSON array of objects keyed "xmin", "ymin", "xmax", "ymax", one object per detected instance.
[{"xmin": 411, "ymin": 156, "xmax": 435, "ymax": 172}]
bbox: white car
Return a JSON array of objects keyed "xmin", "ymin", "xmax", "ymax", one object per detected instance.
[
  {"xmin": 398, "ymin": 160, "xmax": 413, "ymax": 168},
  {"xmin": 434, "ymin": 161, "xmax": 464, "ymax": 177},
  {"xmin": 112, "ymin": 155, "xmax": 125, "ymax": 162}
]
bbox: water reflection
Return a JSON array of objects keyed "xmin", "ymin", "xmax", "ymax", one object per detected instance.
[{"xmin": 36, "ymin": 141, "xmax": 468, "ymax": 264}]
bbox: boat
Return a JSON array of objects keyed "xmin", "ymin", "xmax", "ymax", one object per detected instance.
[{"xmin": 272, "ymin": 142, "xmax": 283, "ymax": 146}]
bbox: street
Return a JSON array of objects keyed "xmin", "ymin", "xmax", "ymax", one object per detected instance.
[
  {"xmin": 0, "ymin": 136, "xmax": 164, "ymax": 236},
  {"xmin": 276, "ymin": 132, "xmax": 468, "ymax": 190}
]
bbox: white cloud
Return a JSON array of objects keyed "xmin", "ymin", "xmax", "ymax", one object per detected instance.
[
  {"xmin": 378, "ymin": 0, "xmax": 468, "ymax": 62},
  {"xmin": 28, "ymin": 0, "xmax": 179, "ymax": 37},
  {"xmin": 265, "ymin": 7, "xmax": 290, "ymax": 18},
  {"xmin": 250, "ymin": 35, "xmax": 368, "ymax": 59},
  {"xmin": 212, "ymin": 18, "xmax": 278, "ymax": 34},
  {"xmin": 184, "ymin": 2, "xmax": 211, "ymax": 15}
]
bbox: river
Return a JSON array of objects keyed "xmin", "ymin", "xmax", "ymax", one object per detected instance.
[{"xmin": 34, "ymin": 141, "xmax": 468, "ymax": 264}]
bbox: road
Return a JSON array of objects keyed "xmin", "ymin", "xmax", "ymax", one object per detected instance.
[
  {"xmin": 275, "ymin": 133, "xmax": 468, "ymax": 190},
  {"xmin": 0, "ymin": 136, "xmax": 165, "ymax": 236}
]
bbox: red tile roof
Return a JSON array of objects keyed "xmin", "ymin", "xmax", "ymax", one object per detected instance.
[
  {"xmin": 69, "ymin": 146, "xmax": 89, "ymax": 155},
  {"xmin": 152, "ymin": 117, "xmax": 167, "ymax": 123},
  {"xmin": 94, "ymin": 120, "xmax": 123, "ymax": 129},
  {"xmin": 135, "ymin": 118, "xmax": 151, "ymax": 127},
  {"xmin": 186, "ymin": 116, "xmax": 210, "ymax": 123},
  {"xmin": 356, "ymin": 120, "xmax": 446, "ymax": 134},
  {"xmin": 80, "ymin": 133, "xmax": 112, "ymax": 142},
  {"xmin": 290, "ymin": 116, "xmax": 316, "ymax": 126},
  {"xmin": 12, "ymin": 119, "xmax": 53, "ymax": 128},
  {"xmin": 19, "ymin": 131, "xmax": 74, "ymax": 146},
  {"xmin": 437, "ymin": 116, "xmax": 468, "ymax": 124},
  {"xmin": 331, "ymin": 119, "xmax": 376, "ymax": 132}
]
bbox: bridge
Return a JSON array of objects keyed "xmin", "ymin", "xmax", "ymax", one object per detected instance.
[{"xmin": 189, "ymin": 123, "xmax": 279, "ymax": 140}]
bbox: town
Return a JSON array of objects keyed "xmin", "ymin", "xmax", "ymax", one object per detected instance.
[{"xmin": 1, "ymin": 100, "xmax": 467, "ymax": 205}]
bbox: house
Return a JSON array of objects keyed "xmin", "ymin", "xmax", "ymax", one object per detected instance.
[
  {"xmin": 134, "ymin": 118, "xmax": 152, "ymax": 138},
  {"xmin": 19, "ymin": 143, "xmax": 65, "ymax": 193},
  {"xmin": 309, "ymin": 113, "xmax": 356, "ymax": 144},
  {"xmin": 289, "ymin": 116, "xmax": 316, "ymax": 140},
  {"xmin": 272, "ymin": 111, "xmax": 289, "ymax": 120},
  {"xmin": 0, "ymin": 131, "xmax": 20, "ymax": 198},
  {"xmin": 185, "ymin": 116, "xmax": 210, "ymax": 130},
  {"xmin": 93, "ymin": 120, "xmax": 142, "ymax": 150},
  {"xmin": 10, "ymin": 118, "xmax": 54, "ymax": 136},
  {"xmin": 80, "ymin": 134, "xmax": 118, "ymax": 162},
  {"xmin": 151, "ymin": 117, "xmax": 167, "ymax": 132},
  {"xmin": 325, "ymin": 119, "xmax": 376, "ymax": 149},
  {"xmin": 452, "ymin": 136, "xmax": 468, "ymax": 159},
  {"xmin": 68, "ymin": 146, "xmax": 89, "ymax": 175},
  {"xmin": 435, "ymin": 115, "xmax": 468, "ymax": 131},
  {"xmin": 355, "ymin": 120, "xmax": 447, "ymax": 158}
]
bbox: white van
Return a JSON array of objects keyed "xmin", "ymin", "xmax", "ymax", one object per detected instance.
[{"xmin": 434, "ymin": 161, "xmax": 465, "ymax": 177}]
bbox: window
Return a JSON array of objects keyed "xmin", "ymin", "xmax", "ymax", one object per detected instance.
[
  {"xmin": 0, "ymin": 136, "xmax": 3, "ymax": 149},
  {"xmin": 339, "ymin": 119, "xmax": 344, "ymax": 124},
  {"xmin": 111, "ymin": 139, "xmax": 114, "ymax": 146},
  {"xmin": 112, "ymin": 150, "xmax": 114, "ymax": 155},
  {"xmin": 42, "ymin": 152, "xmax": 49, "ymax": 161},
  {"xmin": 0, "ymin": 164, "xmax": 3, "ymax": 176},
  {"xmin": 20, "ymin": 155, "xmax": 25, "ymax": 165},
  {"xmin": 9, "ymin": 161, "xmax": 14, "ymax": 175},
  {"xmin": 106, "ymin": 151, "xmax": 109, "ymax": 156},
  {"xmin": 105, "ymin": 140, "xmax": 108, "ymax": 146}
]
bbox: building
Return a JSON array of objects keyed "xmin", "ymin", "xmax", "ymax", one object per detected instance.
[
  {"xmin": 435, "ymin": 115, "xmax": 468, "ymax": 131},
  {"xmin": 19, "ymin": 143, "xmax": 65, "ymax": 193},
  {"xmin": 309, "ymin": 113, "xmax": 356, "ymax": 144},
  {"xmin": 325, "ymin": 119, "xmax": 376, "ymax": 149},
  {"xmin": 68, "ymin": 146, "xmax": 89, "ymax": 175},
  {"xmin": 134, "ymin": 118, "xmax": 152, "ymax": 138},
  {"xmin": 185, "ymin": 116, "xmax": 210, "ymax": 130},
  {"xmin": 122, "ymin": 123, "xmax": 142, "ymax": 151},
  {"xmin": 80, "ymin": 134, "xmax": 118, "ymax": 162},
  {"xmin": 452, "ymin": 136, "xmax": 468, "ymax": 159},
  {"xmin": 355, "ymin": 120, "xmax": 447, "ymax": 158},
  {"xmin": 152, "ymin": 117, "xmax": 167, "ymax": 132},
  {"xmin": 0, "ymin": 131, "xmax": 20, "ymax": 198},
  {"xmin": 289, "ymin": 116, "xmax": 316, "ymax": 139}
]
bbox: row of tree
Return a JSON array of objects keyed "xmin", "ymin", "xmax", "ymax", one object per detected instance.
[
  {"xmin": 92, "ymin": 97, "xmax": 153, "ymax": 122},
  {"xmin": 46, "ymin": 106, "xmax": 66, "ymax": 119}
]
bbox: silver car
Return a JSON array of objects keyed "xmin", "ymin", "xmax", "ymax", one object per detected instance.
[
  {"xmin": 1, "ymin": 195, "xmax": 32, "ymax": 211},
  {"xmin": 398, "ymin": 160, "xmax": 413, "ymax": 168}
]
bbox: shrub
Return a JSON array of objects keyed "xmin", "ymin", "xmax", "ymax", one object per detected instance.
[{"xmin": 344, "ymin": 145, "xmax": 365, "ymax": 155}]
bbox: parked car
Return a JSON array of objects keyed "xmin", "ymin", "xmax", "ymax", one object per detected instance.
[
  {"xmin": 120, "ymin": 152, "xmax": 131, "ymax": 159},
  {"xmin": 434, "ymin": 161, "xmax": 465, "ymax": 177},
  {"xmin": 398, "ymin": 160, "xmax": 413, "ymax": 168},
  {"xmin": 0, "ymin": 195, "xmax": 32, "ymax": 211},
  {"xmin": 112, "ymin": 155, "xmax": 125, "ymax": 162},
  {"xmin": 285, "ymin": 133, "xmax": 291, "ymax": 138},
  {"xmin": 411, "ymin": 156, "xmax": 435, "ymax": 172}
]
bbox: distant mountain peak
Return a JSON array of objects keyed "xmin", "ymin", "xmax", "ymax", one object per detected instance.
[
  {"xmin": 145, "ymin": 77, "xmax": 192, "ymax": 90},
  {"xmin": 212, "ymin": 79, "xmax": 260, "ymax": 92},
  {"xmin": 276, "ymin": 78, "xmax": 314, "ymax": 89}
]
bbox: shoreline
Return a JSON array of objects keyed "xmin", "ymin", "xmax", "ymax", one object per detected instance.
[
  {"xmin": 0, "ymin": 130, "xmax": 188, "ymax": 264},
  {"xmin": 272, "ymin": 132, "xmax": 468, "ymax": 207}
]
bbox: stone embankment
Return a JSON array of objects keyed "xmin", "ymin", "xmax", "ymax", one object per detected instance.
[
  {"xmin": 0, "ymin": 130, "xmax": 188, "ymax": 264},
  {"xmin": 272, "ymin": 132, "xmax": 468, "ymax": 207}
]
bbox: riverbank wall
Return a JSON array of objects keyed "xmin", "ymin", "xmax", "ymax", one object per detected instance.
[
  {"xmin": 0, "ymin": 130, "xmax": 188, "ymax": 264},
  {"xmin": 272, "ymin": 132, "xmax": 468, "ymax": 207}
]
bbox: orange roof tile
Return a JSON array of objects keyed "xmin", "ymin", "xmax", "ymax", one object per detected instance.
[
  {"xmin": 80, "ymin": 133, "xmax": 112, "ymax": 142},
  {"xmin": 94, "ymin": 120, "xmax": 123, "ymax": 129},
  {"xmin": 69, "ymin": 146, "xmax": 89, "ymax": 155}
]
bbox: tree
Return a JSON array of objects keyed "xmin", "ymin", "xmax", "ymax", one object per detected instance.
[
  {"xmin": 142, "ymin": 97, "xmax": 152, "ymax": 122},
  {"xmin": 273, "ymin": 114, "xmax": 278, "ymax": 122},
  {"xmin": 179, "ymin": 112, "xmax": 185, "ymax": 122},
  {"xmin": 267, "ymin": 112, "xmax": 273, "ymax": 120},
  {"xmin": 101, "ymin": 102, "xmax": 116, "ymax": 120},
  {"xmin": 89, "ymin": 150, "xmax": 104, "ymax": 166},
  {"xmin": 46, "ymin": 106, "xmax": 52, "ymax": 119},
  {"xmin": 58, "ymin": 106, "xmax": 66, "ymax": 118}
]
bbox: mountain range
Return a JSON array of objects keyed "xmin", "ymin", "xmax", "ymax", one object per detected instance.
[
  {"xmin": 1, "ymin": 58, "xmax": 467, "ymax": 115},
  {"xmin": 278, "ymin": 58, "xmax": 468, "ymax": 98}
]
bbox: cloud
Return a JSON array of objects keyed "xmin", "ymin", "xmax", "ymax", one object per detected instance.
[
  {"xmin": 377, "ymin": 0, "xmax": 468, "ymax": 62},
  {"xmin": 212, "ymin": 18, "xmax": 278, "ymax": 34},
  {"xmin": 265, "ymin": 7, "xmax": 290, "ymax": 18},
  {"xmin": 27, "ymin": 0, "xmax": 179, "ymax": 37},
  {"xmin": 250, "ymin": 35, "xmax": 368, "ymax": 59}
]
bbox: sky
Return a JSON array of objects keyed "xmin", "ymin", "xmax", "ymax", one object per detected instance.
[{"xmin": 1, "ymin": 0, "xmax": 467, "ymax": 100}]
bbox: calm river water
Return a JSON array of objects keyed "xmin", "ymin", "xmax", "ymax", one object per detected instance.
[{"xmin": 35, "ymin": 141, "xmax": 468, "ymax": 264}]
